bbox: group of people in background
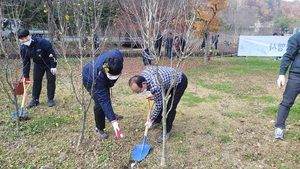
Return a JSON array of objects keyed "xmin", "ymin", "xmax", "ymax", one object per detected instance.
[
  {"xmin": 154, "ymin": 31, "xmax": 186, "ymax": 60},
  {"xmin": 142, "ymin": 31, "xmax": 186, "ymax": 66},
  {"xmin": 201, "ymin": 31, "xmax": 219, "ymax": 50},
  {"xmin": 142, "ymin": 30, "xmax": 220, "ymax": 66}
]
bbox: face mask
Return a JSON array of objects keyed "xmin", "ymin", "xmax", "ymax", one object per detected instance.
[
  {"xmin": 107, "ymin": 74, "xmax": 120, "ymax": 80},
  {"xmin": 139, "ymin": 88, "xmax": 147, "ymax": 96},
  {"xmin": 23, "ymin": 38, "xmax": 32, "ymax": 46}
]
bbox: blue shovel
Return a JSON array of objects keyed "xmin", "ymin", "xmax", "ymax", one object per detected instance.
[
  {"xmin": 12, "ymin": 80, "xmax": 30, "ymax": 120},
  {"xmin": 132, "ymin": 100, "xmax": 153, "ymax": 162}
]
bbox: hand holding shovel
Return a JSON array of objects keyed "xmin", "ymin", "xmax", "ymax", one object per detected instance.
[{"xmin": 131, "ymin": 99, "xmax": 153, "ymax": 162}]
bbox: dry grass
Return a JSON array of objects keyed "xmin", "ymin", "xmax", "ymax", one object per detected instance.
[{"xmin": 1, "ymin": 56, "xmax": 300, "ymax": 169}]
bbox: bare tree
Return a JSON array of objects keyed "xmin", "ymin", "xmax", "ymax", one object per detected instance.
[
  {"xmin": 45, "ymin": 0, "xmax": 56, "ymax": 43},
  {"xmin": 50, "ymin": 0, "xmax": 117, "ymax": 148},
  {"xmin": 0, "ymin": 1, "xmax": 29, "ymax": 133},
  {"xmin": 116, "ymin": 0, "xmax": 227, "ymax": 166}
]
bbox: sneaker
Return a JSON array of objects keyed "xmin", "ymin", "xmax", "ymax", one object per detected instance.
[
  {"xmin": 115, "ymin": 114, "xmax": 123, "ymax": 120},
  {"xmin": 149, "ymin": 122, "xmax": 161, "ymax": 130},
  {"xmin": 157, "ymin": 132, "xmax": 171, "ymax": 144},
  {"xmin": 48, "ymin": 100, "xmax": 55, "ymax": 107},
  {"xmin": 95, "ymin": 128, "xmax": 108, "ymax": 139},
  {"xmin": 27, "ymin": 99, "xmax": 39, "ymax": 108},
  {"xmin": 274, "ymin": 128, "xmax": 284, "ymax": 139}
]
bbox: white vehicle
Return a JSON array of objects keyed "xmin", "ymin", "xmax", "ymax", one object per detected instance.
[
  {"xmin": 1, "ymin": 18, "xmax": 49, "ymax": 41},
  {"xmin": 1, "ymin": 18, "xmax": 21, "ymax": 41}
]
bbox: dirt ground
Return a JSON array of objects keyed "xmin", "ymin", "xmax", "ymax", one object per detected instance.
[{"xmin": 1, "ymin": 56, "xmax": 300, "ymax": 169}]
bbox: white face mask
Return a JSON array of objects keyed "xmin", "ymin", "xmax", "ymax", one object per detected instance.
[
  {"xmin": 138, "ymin": 88, "xmax": 147, "ymax": 96},
  {"xmin": 107, "ymin": 74, "xmax": 120, "ymax": 80},
  {"xmin": 23, "ymin": 38, "xmax": 32, "ymax": 46}
]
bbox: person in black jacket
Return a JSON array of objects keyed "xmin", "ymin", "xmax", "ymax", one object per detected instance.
[
  {"xmin": 274, "ymin": 32, "xmax": 300, "ymax": 139},
  {"xmin": 82, "ymin": 49, "xmax": 124, "ymax": 140},
  {"xmin": 211, "ymin": 33, "xmax": 219, "ymax": 50},
  {"xmin": 165, "ymin": 32, "xmax": 173, "ymax": 59},
  {"xmin": 18, "ymin": 29, "xmax": 57, "ymax": 108},
  {"xmin": 179, "ymin": 35, "xmax": 186, "ymax": 53},
  {"xmin": 155, "ymin": 31, "xmax": 163, "ymax": 56}
]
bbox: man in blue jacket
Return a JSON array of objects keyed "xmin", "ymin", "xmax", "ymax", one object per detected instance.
[
  {"xmin": 18, "ymin": 29, "xmax": 57, "ymax": 108},
  {"xmin": 82, "ymin": 49, "xmax": 124, "ymax": 139},
  {"xmin": 275, "ymin": 32, "xmax": 300, "ymax": 140}
]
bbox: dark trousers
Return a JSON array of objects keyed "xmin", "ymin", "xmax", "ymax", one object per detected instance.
[
  {"xmin": 32, "ymin": 65, "xmax": 56, "ymax": 100},
  {"xmin": 166, "ymin": 46, "xmax": 172, "ymax": 59},
  {"xmin": 214, "ymin": 42, "xmax": 218, "ymax": 50},
  {"xmin": 201, "ymin": 40, "xmax": 205, "ymax": 49},
  {"xmin": 155, "ymin": 42, "xmax": 162, "ymax": 56},
  {"xmin": 275, "ymin": 73, "xmax": 300, "ymax": 129},
  {"xmin": 157, "ymin": 45, "xmax": 162, "ymax": 55},
  {"xmin": 83, "ymin": 82, "xmax": 106, "ymax": 130},
  {"xmin": 154, "ymin": 74, "xmax": 188, "ymax": 132}
]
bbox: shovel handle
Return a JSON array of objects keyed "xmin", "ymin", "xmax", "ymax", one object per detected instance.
[
  {"xmin": 144, "ymin": 100, "xmax": 154, "ymax": 136},
  {"xmin": 21, "ymin": 80, "xmax": 31, "ymax": 107}
]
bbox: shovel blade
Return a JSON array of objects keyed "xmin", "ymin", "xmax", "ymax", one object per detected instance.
[
  {"xmin": 132, "ymin": 143, "xmax": 152, "ymax": 162},
  {"xmin": 12, "ymin": 107, "xmax": 30, "ymax": 120}
]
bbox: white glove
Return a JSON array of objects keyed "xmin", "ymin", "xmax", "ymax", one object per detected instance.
[
  {"xmin": 111, "ymin": 120, "xmax": 124, "ymax": 139},
  {"xmin": 146, "ymin": 93, "xmax": 154, "ymax": 101},
  {"xmin": 51, "ymin": 68, "xmax": 57, "ymax": 75},
  {"xmin": 144, "ymin": 120, "xmax": 153, "ymax": 128},
  {"xmin": 277, "ymin": 75, "xmax": 285, "ymax": 88}
]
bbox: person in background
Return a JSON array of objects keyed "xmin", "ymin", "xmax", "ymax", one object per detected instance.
[
  {"xmin": 82, "ymin": 49, "xmax": 124, "ymax": 140},
  {"xmin": 179, "ymin": 35, "xmax": 186, "ymax": 54},
  {"xmin": 274, "ymin": 32, "xmax": 300, "ymax": 139},
  {"xmin": 201, "ymin": 31, "xmax": 209, "ymax": 50},
  {"xmin": 211, "ymin": 33, "xmax": 219, "ymax": 50},
  {"xmin": 174, "ymin": 35, "xmax": 186, "ymax": 56},
  {"xmin": 128, "ymin": 66, "xmax": 188, "ymax": 143},
  {"xmin": 174, "ymin": 36, "xmax": 180, "ymax": 54},
  {"xmin": 18, "ymin": 29, "xmax": 57, "ymax": 108},
  {"xmin": 165, "ymin": 32, "xmax": 173, "ymax": 59},
  {"xmin": 155, "ymin": 30, "xmax": 163, "ymax": 57},
  {"xmin": 142, "ymin": 48, "xmax": 152, "ymax": 66},
  {"xmin": 93, "ymin": 33, "xmax": 100, "ymax": 49}
]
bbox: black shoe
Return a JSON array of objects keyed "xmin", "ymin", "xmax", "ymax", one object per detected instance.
[
  {"xmin": 115, "ymin": 114, "xmax": 124, "ymax": 120},
  {"xmin": 27, "ymin": 99, "xmax": 39, "ymax": 108},
  {"xmin": 48, "ymin": 100, "xmax": 55, "ymax": 107},
  {"xmin": 95, "ymin": 128, "xmax": 108, "ymax": 139},
  {"xmin": 157, "ymin": 132, "xmax": 171, "ymax": 144}
]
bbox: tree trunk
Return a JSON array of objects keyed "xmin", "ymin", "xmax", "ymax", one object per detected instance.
[
  {"xmin": 46, "ymin": 0, "xmax": 55, "ymax": 44},
  {"xmin": 204, "ymin": 34, "xmax": 210, "ymax": 65}
]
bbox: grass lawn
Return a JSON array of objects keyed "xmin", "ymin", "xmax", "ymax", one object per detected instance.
[{"xmin": 1, "ymin": 56, "xmax": 300, "ymax": 168}]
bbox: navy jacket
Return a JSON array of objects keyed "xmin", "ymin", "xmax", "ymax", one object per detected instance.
[
  {"xmin": 20, "ymin": 37, "xmax": 57, "ymax": 78},
  {"xmin": 82, "ymin": 49, "xmax": 124, "ymax": 122},
  {"xmin": 280, "ymin": 32, "xmax": 300, "ymax": 75}
]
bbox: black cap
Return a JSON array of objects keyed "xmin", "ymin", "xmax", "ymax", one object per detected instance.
[{"xmin": 17, "ymin": 29, "xmax": 30, "ymax": 39}]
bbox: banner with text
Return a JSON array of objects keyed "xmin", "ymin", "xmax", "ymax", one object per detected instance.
[{"xmin": 238, "ymin": 36, "xmax": 291, "ymax": 57}]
